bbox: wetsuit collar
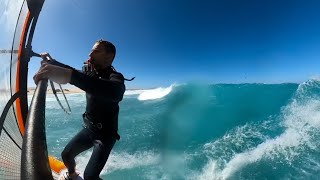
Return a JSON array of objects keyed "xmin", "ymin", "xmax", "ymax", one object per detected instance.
[{"xmin": 96, "ymin": 65, "xmax": 113, "ymax": 75}]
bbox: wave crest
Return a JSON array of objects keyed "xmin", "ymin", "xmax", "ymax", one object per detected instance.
[{"xmin": 136, "ymin": 85, "xmax": 174, "ymax": 101}]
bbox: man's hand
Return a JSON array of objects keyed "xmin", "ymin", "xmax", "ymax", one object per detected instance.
[
  {"xmin": 33, "ymin": 63, "xmax": 72, "ymax": 85},
  {"xmin": 40, "ymin": 52, "xmax": 53, "ymax": 65}
]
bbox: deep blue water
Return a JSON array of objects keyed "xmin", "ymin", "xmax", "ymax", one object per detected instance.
[{"xmin": 41, "ymin": 80, "xmax": 320, "ymax": 179}]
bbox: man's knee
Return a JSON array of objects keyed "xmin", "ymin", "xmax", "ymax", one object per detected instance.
[{"xmin": 61, "ymin": 149, "xmax": 71, "ymax": 161}]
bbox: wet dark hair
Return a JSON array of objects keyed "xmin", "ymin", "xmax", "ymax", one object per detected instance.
[{"xmin": 96, "ymin": 39, "xmax": 116, "ymax": 60}]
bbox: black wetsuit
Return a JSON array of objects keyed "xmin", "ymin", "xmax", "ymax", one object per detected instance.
[{"xmin": 50, "ymin": 60, "xmax": 125, "ymax": 180}]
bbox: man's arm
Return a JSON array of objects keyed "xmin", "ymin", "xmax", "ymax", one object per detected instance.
[
  {"xmin": 34, "ymin": 65, "xmax": 125, "ymax": 102},
  {"xmin": 70, "ymin": 70, "xmax": 125, "ymax": 102},
  {"xmin": 33, "ymin": 63, "xmax": 72, "ymax": 85},
  {"xmin": 49, "ymin": 59, "xmax": 74, "ymax": 70},
  {"xmin": 40, "ymin": 53, "xmax": 74, "ymax": 70}
]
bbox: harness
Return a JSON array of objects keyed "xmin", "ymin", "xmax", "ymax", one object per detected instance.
[{"xmin": 82, "ymin": 113, "xmax": 120, "ymax": 140}]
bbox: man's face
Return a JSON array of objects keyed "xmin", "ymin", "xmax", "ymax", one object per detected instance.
[{"xmin": 88, "ymin": 43, "xmax": 113, "ymax": 69}]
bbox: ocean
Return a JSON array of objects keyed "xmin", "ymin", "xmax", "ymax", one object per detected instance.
[{"xmin": 34, "ymin": 80, "xmax": 320, "ymax": 179}]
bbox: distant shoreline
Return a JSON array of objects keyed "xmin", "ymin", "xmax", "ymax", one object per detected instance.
[
  {"xmin": 27, "ymin": 87, "xmax": 147, "ymax": 95},
  {"xmin": 27, "ymin": 87, "xmax": 84, "ymax": 95}
]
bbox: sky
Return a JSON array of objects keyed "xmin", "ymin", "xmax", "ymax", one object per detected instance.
[{"xmin": 26, "ymin": 0, "xmax": 320, "ymax": 89}]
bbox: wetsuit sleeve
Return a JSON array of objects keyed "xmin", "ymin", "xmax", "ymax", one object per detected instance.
[
  {"xmin": 69, "ymin": 70, "xmax": 125, "ymax": 102},
  {"xmin": 48, "ymin": 59, "xmax": 74, "ymax": 70}
]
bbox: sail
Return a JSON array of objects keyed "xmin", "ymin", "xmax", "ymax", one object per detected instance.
[
  {"xmin": 0, "ymin": 0, "xmax": 56, "ymax": 179},
  {"xmin": 0, "ymin": 0, "xmax": 29, "ymax": 179}
]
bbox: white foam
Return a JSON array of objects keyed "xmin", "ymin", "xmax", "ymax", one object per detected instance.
[
  {"xmin": 198, "ymin": 91, "xmax": 320, "ymax": 179},
  {"xmin": 220, "ymin": 128, "xmax": 304, "ymax": 179},
  {"xmin": 75, "ymin": 151, "xmax": 160, "ymax": 175},
  {"xmin": 124, "ymin": 90, "xmax": 145, "ymax": 96},
  {"xmin": 195, "ymin": 160, "xmax": 221, "ymax": 180},
  {"xmin": 137, "ymin": 85, "xmax": 174, "ymax": 101}
]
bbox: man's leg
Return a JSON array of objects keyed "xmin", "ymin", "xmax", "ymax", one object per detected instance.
[
  {"xmin": 83, "ymin": 136, "xmax": 116, "ymax": 180},
  {"xmin": 61, "ymin": 128, "xmax": 93, "ymax": 174}
]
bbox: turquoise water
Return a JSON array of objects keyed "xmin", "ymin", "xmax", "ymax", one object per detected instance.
[{"xmin": 40, "ymin": 80, "xmax": 320, "ymax": 179}]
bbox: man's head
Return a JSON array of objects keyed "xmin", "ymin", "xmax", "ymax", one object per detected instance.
[{"xmin": 88, "ymin": 39, "xmax": 116, "ymax": 70}]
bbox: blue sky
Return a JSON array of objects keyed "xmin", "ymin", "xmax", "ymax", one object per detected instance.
[{"xmin": 28, "ymin": 0, "xmax": 320, "ymax": 89}]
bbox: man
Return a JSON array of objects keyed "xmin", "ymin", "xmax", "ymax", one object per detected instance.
[{"xmin": 34, "ymin": 39, "xmax": 126, "ymax": 180}]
